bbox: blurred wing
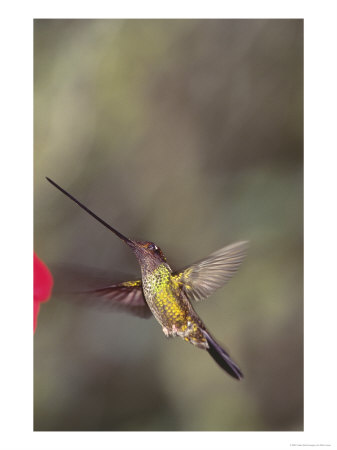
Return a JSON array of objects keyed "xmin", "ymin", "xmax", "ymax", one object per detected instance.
[
  {"xmin": 51, "ymin": 262, "xmax": 137, "ymax": 294},
  {"xmin": 76, "ymin": 280, "xmax": 152, "ymax": 319},
  {"xmin": 173, "ymin": 241, "xmax": 248, "ymax": 302}
]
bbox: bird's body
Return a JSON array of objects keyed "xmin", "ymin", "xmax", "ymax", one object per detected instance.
[
  {"xmin": 141, "ymin": 259, "xmax": 207, "ymax": 348},
  {"xmin": 46, "ymin": 177, "xmax": 247, "ymax": 380}
]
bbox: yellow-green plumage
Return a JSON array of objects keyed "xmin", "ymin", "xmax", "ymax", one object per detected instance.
[
  {"xmin": 141, "ymin": 263, "xmax": 207, "ymax": 348},
  {"xmin": 46, "ymin": 177, "xmax": 246, "ymax": 379}
]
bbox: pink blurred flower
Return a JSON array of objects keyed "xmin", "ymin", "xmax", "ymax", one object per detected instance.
[{"xmin": 34, "ymin": 253, "xmax": 53, "ymax": 332}]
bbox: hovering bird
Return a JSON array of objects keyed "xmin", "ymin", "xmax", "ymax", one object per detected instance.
[{"xmin": 46, "ymin": 177, "xmax": 247, "ymax": 379}]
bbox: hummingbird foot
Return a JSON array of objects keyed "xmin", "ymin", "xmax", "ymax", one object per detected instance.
[
  {"xmin": 162, "ymin": 325, "xmax": 180, "ymax": 337},
  {"xmin": 173, "ymin": 321, "xmax": 209, "ymax": 349},
  {"xmin": 175, "ymin": 320, "xmax": 194, "ymax": 339},
  {"xmin": 162, "ymin": 324, "xmax": 187, "ymax": 338},
  {"xmin": 162, "ymin": 326, "xmax": 170, "ymax": 338},
  {"xmin": 162, "ymin": 323, "xmax": 208, "ymax": 350}
]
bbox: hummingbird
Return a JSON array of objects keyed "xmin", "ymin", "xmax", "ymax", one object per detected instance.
[{"xmin": 46, "ymin": 177, "xmax": 247, "ymax": 380}]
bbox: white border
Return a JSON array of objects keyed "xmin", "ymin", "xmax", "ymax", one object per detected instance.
[{"xmin": 1, "ymin": 1, "xmax": 336, "ymax": 449}]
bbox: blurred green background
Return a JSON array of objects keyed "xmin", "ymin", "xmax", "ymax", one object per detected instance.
[{"xmin": 34, "ymin": 19, "xmax": 303, "ymax": 431}]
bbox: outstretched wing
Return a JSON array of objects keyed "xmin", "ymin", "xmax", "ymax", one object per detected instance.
[
  {"xmin": 172, "ymin": 241, "xmax": 248, "ymax": 302},
  {"xmin": 77, "ymin": 280, "xmax": 152, "ymax": 319}
]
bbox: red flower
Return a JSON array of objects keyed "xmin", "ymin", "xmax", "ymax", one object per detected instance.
[{"xmin": 34, "ymin": 253, "xmax": 53, "ymax": 332}]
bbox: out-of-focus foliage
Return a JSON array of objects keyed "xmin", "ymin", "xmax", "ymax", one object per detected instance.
[{"xmin": 34, "ymin": 19, "xmax": 303, "ymax": 431}]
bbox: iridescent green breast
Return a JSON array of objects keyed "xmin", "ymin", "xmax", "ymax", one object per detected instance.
[{"xmin": 142, "ymin": 263, "xmax": 187, "ymax": 328}]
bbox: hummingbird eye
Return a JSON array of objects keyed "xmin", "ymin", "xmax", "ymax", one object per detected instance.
[{"xmin": 148, "ymin": 242, "xmax": 159, "ymax": 252}]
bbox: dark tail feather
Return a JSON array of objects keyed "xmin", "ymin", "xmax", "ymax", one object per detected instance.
[{"xmin": 201, "ymin": 330, "xmax": 243, "ymax": 380}]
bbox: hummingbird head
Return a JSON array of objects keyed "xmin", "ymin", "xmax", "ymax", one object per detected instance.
[{"xmin": 130, "ymin": 241, "xmax": 167, "ymax": 265}]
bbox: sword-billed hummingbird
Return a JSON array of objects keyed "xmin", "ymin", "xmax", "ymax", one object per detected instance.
[{"xmin": 46, "ymin": 177, "xmax": 247, "ymax": 380}]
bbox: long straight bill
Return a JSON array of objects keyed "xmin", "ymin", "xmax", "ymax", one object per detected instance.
[{"xmin": 46, "ymin": 177, "xmax": 134, "ymax": 246}]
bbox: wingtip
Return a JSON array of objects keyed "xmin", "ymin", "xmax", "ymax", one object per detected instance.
[{"xmin": 231, "ymin": 240, "xmax": 249, "ymax": 249}]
